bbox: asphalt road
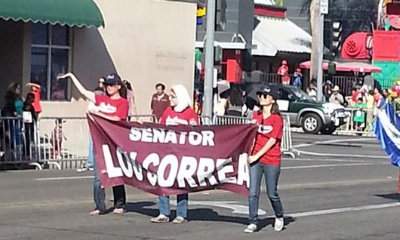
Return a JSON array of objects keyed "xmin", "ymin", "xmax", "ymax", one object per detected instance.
[{"xmin": 0, "ymin": 133, "xmax": 399, "ymax": 240}]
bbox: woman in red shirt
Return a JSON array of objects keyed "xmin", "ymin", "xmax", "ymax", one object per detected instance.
[
  {"xmin": 151, "ymin": 84, "xmax": 198, "ymax": 224},
  {"xmin": 58, "ymin": 72, "xmax": 128, "ymax": 216},
  {"xmin": 244, "ymin": 86, "xmax": 284, "ymax": 233}
]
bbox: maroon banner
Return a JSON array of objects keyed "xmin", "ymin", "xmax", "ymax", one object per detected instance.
[{"xmin": 88, "ymin": 114, "xmax": 257, "ymax": 196}]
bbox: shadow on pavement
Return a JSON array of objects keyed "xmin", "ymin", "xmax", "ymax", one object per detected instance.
[
  {"xmin": 375, "ymin": 193, "xmax": 400, "ymax": 201},
  {"xmin": 126, "ymin": 201, "xmax": 295, "ymax": 230}
]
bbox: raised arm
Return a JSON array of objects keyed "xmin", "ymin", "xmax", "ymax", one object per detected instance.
[{"xmin": 58, "ymin": 73, "xmax": 95, "ymax": 102}]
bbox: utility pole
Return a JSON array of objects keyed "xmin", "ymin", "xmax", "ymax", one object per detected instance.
[
  {"xmin": 203, "ymin": 0, "xmax": 216, "ymax": 118},
  {"xmin": 310, "ymin": 0, "xmax": 326, "ymax": 102}
]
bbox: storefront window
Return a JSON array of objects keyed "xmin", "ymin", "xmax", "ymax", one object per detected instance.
[{"xmin": 31, "ymin": 24, "xmax": 70, "ymax": 101}]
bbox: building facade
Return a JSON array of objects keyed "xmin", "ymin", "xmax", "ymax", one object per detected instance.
[{"xmin": 0, "ymin": 0, "xmax": 197, "ymax": 117}]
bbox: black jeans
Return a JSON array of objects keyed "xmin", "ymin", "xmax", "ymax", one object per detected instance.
[{"xmin": 112, "ymin": 185, "xmax": 126, "ymax": 209}]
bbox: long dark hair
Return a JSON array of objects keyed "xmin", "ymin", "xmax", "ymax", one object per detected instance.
[
  {"xmin": 260, "ymin": 100, "xmax": 281, "ymax": 115},
  {"xmin": 271, "ymin": 102, "xmax": 281, "ymax": 115}
]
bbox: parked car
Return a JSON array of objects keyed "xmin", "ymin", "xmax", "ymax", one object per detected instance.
[{"xmin": 258, "ymin": 83, "xmax": 348, "ymax": 134}]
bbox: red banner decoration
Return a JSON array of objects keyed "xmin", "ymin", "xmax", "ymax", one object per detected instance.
[{"xmin": 88, "ymin": 114, "xmax": 257, "ymax": 196}]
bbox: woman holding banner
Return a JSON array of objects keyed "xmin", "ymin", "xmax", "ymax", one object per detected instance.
[
  {"xmin": 245, "ymin": 86, "xmax": 285, "ymax": 233},
  {"xmin": 58, "ymin": 72, "xmax": 129, "ymax": 215},
  {"xmin": 151, "ymin": 84, "xmax": 198, "ymax": 224}
]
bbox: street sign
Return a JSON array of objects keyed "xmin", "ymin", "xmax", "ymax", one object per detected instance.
[{"xmin": 321, "ymin": 0, "xmax": 329, "ymax": 15}]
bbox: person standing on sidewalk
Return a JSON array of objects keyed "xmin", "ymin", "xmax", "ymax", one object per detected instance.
[
  {"xmin": 58, "ymin": 72, "xmax": 128, "ymax": 215},
  {"xmin": 245, "ymin": 86, "xmax": 285, "ymax": 233},
  {"xmin": 150, "ymin": 84, "xmax": 198, "ymax": 224},
  {"xmin": 150, "ymin": 83, "xmax": 170, "ymax": 122}
]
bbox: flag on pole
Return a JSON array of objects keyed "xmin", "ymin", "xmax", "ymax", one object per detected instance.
[{"xmin": 374, "ymin": 103, "xmax": 400, "ymax": 167}]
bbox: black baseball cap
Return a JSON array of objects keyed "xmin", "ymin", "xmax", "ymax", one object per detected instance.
[
  {"xmin": 104, "ymin": 73, "xmax": 122, "ymax": 85},
  {"xmin": 256, "ymin": 86, "xmax": 279, "ymax": 100}
]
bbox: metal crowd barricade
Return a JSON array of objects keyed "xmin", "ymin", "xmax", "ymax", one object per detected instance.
[
  {"xmin": 281, "ymin": 115, "xmax": 296, "ymax": 158},
  {"xmin": 0, "ymin": 116, "xmax": 41, "ymax": 169},
  {"xmin": 35, "ymin": 114, "xmax": 156, "ymax": 170},
  {"xmin": 3, "ymin": 113, "xmax": 294, "ymax": 170},
  {"xmin": 334, "ymin": 107, "xmax": 375, "ymax": 136},
  {"xmin": 36, "ymin": 117, "xmax": 90, "ymax": 170},
  {"xmin": 128, "ymin": 114, "xmax": 157, "ymax": 123},
  {"xmin": 201, "ymin": 114, "xmax": 296, "ymax": 158}
]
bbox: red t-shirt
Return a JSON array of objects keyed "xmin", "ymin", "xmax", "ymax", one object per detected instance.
[
  {"xmin": 95, "ymin": 95, "xmax": 129, "ymax": 120},
  {"xmin": 160, "ymin": 106, "xmax": 199, "ymax": 126},
  {"xmin": 31, "ymin": 88, "xmax": 42, "ymax": 113},
  {"xmin": 251, "ymin": 111, "xmax": 283, "ymax": 166}
]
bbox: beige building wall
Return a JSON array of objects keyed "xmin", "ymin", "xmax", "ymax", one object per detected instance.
[{"xmin": 41, "ymin": 0, "xmax": 197, "ymax": 117}]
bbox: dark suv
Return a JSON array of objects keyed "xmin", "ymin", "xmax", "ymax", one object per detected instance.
[{"xmin": 266, "ymin": 83, "xmax": 347, "ymax": 134}]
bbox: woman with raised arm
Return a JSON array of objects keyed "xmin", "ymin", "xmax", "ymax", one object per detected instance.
[
  {"xmin": 58, "ymin": 72, "xmax": 128, "ymax": 215},
  {"xmin": 244, "ymin": 86, "xmax": 285, "ymax": 233}
]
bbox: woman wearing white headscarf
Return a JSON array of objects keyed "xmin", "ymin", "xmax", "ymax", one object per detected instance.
[{"xmin": 151, "ymin": 84, "xmax": 198, "ymax": 224}]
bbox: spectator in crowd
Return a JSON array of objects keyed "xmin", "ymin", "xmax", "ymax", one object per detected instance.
[
  {"xmin": 323, "ymin": 80, "xmax": 333, "ymax": 102},
  {"xmin": 306, "ymin": 84, "xmax": 317, "ymax": 101},
  {"xmin": 151, "ymin": 84, "xmax": 198, "ymax": 224},
  {"xmin": 226, "ymin": 85, "xmax": 244, "ymax": 116},
  {"xmin": 26, "ymin": 82, "xmax": 42, "ymax": 116},
  {"xmin": 292, "ymin": 68, "xmax": 303, "ymax": 89},
  {"xmin": 50, "ymin": 119, "xmax": 66, "ymax": 159},
  {"xmin": 2, "ymin": 83, "xmax": 22, "ymax": 116},
  {"xmin": 329, "ymin": 85, "xmax": 345, "ymax": 105},
  {"xmin": 245, "ymin": 86, "xmax": 284, "ymax": 233},
  {"xmin": 215, "ymin": 86, "xmax": 230, "ymax": 117},
  {"xmin": 352, "ymin": 97, "xmax": 367, "ymax": 135},
  {"xmin": 58, "ymin": 72, "xmax": 128, "ymax": 216},
  {"xmin": 351, "ymin": 86, "xmax": 361, "ymax": 106},
  {"xmin": 277, "ymin": 60, "xmax": 290, "ymax": 85},
  {"xmin": 123, "ymin": 80, "xmax": 137, "ymax": 118},
  {"xmin": 374, "ymin": 87, "xmax": 384, "ymax": 111},
  {"xmin": 365, "ymin": 89, "xmax": 375, "ymax": 131},
  {"xmin": 22, "ymin": 92, "xmax": 38, "ymax": 158},
  {"xmin": 193, "ymin": 89, "xmax": 203, "ymax": 115},
  {"xmin": 392, "ymin": 81, "xmax": 400, "ymax": 97},
  {"xmin": 1, "ymin": 82, "xmax": 24, "ymax": 152},
  {"xmin": 150, "ymin": 83, "xmax": 170, "ymax": 122},
  {"xmin": 382, "ymin": 88, "xmax": 389, "ymax": 99}
]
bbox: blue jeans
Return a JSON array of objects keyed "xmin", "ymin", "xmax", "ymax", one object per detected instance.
[
  {"xmin": 159, "ymin": 194, "xmax": 188, "ymax": 218},
  {"xmin": 87, "ymin": 136, "xmax": 94, "ymax": 168},
  {"xmin": 93, "ymin": 159, "xmax": 106, "ymax": 212},
  {"xmin": 248, "ymin": 162, "xmax": 284, "ymax": 225}
]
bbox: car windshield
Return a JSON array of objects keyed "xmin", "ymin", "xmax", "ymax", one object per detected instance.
[{"xmin": 289, "ymin": 87, "xmax": 315, "ymax": 101}]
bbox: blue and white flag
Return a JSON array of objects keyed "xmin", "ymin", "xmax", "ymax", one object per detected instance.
[{"xmin": 374, "ymin": 103, "xmax": 400, "ymax": 167}]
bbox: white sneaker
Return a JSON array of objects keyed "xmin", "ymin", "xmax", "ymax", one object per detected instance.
[
  {"xmin": 172, "ymin": 216, "xmax": 187, "ymax": 224},
  {"xmin": 76, "ymin": 167, "xmax": 88, "ymax": 172},
  {"xmin": 274, "ymin": 217, "xmax": 284, "ymax": 232},
  {"xmin": 150, "ymin": 214, "xmax": 169, "ymax": 223},
  {"xmin": 244, "ymin": 223, "xmax": 257, "ymax": 233}
]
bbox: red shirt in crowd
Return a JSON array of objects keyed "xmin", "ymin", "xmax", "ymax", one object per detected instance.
[
  {"xmin": 160, "ymin": 106, "xmax": 198, "ymax": 126},
  {"xmin": 151, "ymin": 93, "xmax": 171, "ymax": 121},
  {"xmin": 95, "ymin": 95, "xmax": 129, "ymax": 120},
  {"xmin": 251, "ymin": 111, "xmax": 283, "ymax": 166},
  {"xmin": 277, "ymin": 65, "xmax": 290, "ymax": 85},
  {"xmin": 31, "ymin": 87, "xmax": 42, "ymax": 113}
]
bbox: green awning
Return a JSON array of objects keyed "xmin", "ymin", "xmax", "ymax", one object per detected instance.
[{"xmin": 0, "ymin": 0, "xmax": 104, "ymax": 28}]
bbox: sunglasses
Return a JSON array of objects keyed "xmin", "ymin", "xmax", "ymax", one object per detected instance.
[{"xmin": 257, "ymin": 93, "xmax": 270, "ymax": 98}]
